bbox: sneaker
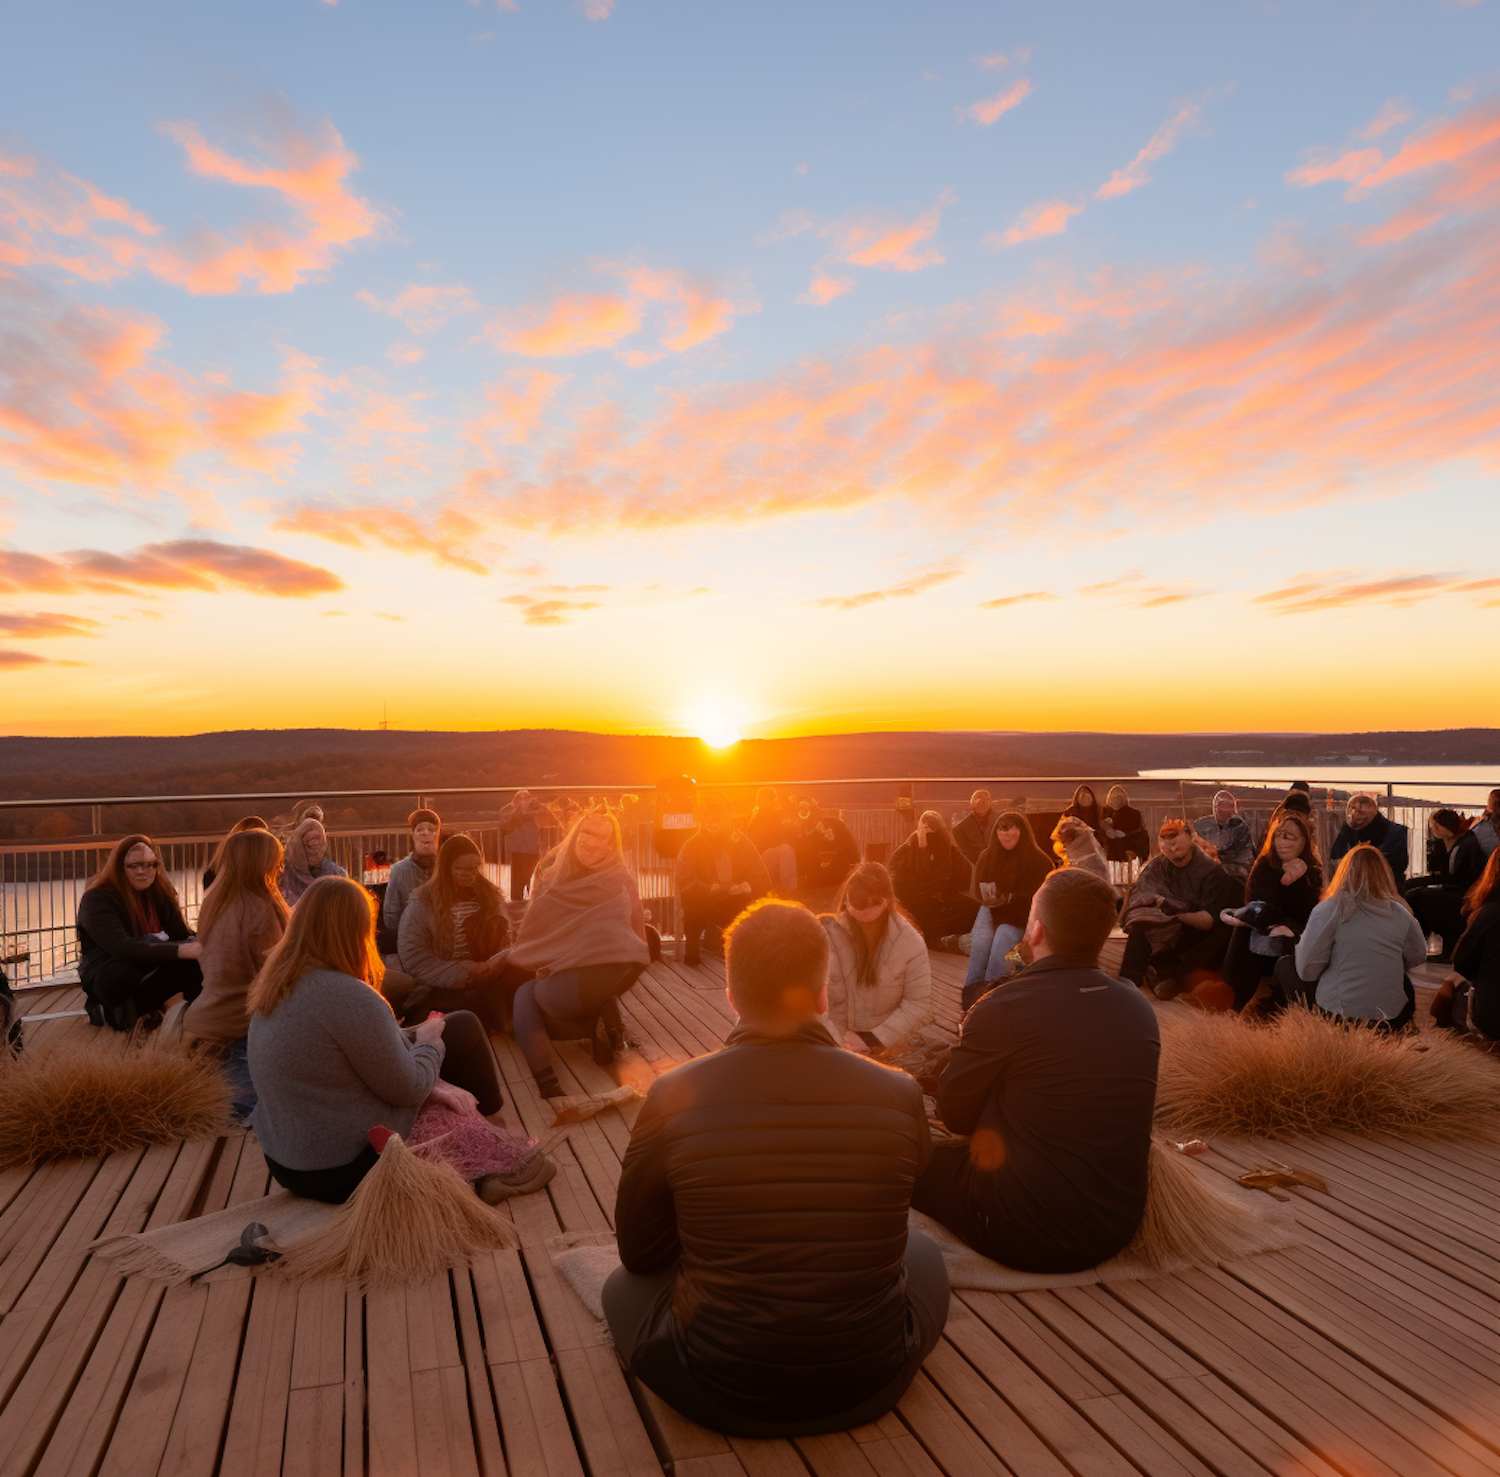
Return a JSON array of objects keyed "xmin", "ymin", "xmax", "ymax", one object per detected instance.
[{"xmin": 477, "ymin": 1153, "xmax": 557, "ymax": 1203}]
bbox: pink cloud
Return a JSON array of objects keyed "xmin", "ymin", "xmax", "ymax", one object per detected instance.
[
  {"xmin": 992, "ymin": 198, "xmax": 1083, "ymax": 246},
  {"xmin": 1250, "ymin": 571, "xmax": 1498, "ymax": 614},
  {"xmin": 1357, "ymin": 99, "xmax": 1415, "ymax": 140},
  {"xmin": 582, "ymin": 0, "xmax": 613, "ymax": 16},
  {"xmin": 963, "ymin": 78, "xmax": 1033, "ymax": 127},
  {"xmin": 808, "ymin": 568, "xmax": 962, "ymax": 611},
  {"xmin": 254, "ymin": 94, "xmax": 1500, "ymax": 568},
  {"xmin": 0, "ymin": 114, "xmax": 382, "ymax": 296},
  {"xmin": 799, "ymin": 272, "xmax": 856, "ymax": 306},
  {"xmin": 0, "ymin": 540, "xmax": 343, "ymax": 598},
  {"xmin": 1095, "ymin": 99, "xmax": 1205, "ymax": 200},
  {"xmin": 468, "ymin": 368, "xmax": 568, "ymax": 445},
  {"xmin": 787, "ymin": 194, "xmax": 955, "ymax": 275},
  {"xmin": 1286, "ymin": 148, "xmax": 1383, "ymax": 188},
  {"xmin": 489, "ymin": 291, "xmax": 643, "ymax": 356},
  {"xmin": 978, "ymin": 590, "xmax": 1058, "ymax": 609},
  {"xmin": 356, "ymin": 283, "xmax": 479, "ymax": 333}
]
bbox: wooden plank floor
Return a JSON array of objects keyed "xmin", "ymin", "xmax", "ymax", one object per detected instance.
[{"xmin": 2, "ymin": 946, "xmax": 1497, "ymax": 1477}]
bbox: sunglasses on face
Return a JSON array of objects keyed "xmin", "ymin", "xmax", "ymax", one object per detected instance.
[{"xmin": 125, "ymin": 861, "xmax": 158, "ymax": 872}]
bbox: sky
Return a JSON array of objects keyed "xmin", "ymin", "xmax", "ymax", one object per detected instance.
[{"xmin": 2, "ymin": 0, "xmax": 1499, "ymax": 742}]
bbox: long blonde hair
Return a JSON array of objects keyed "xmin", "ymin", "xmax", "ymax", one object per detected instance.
[
  {"xmin": 831, "ymin": 862, "xmax": 917, "ymax": 987},
  {"xmin": 534, "ymin": 809, "xmax": 625, "ymax": 891},
  {"xmin": 1323, "ymin": 843, "xmax": 1410, "ymax": 922},
  {"xmin": 198, "ymin": 829, "xmax": 288, "ymax": 943},
  {"xmin": 248, "ymin": 876, "xmax": 384, "ymax": 1017}
]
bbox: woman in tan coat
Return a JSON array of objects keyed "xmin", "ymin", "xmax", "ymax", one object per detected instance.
[{"xmin": 182, "ymin": 828, "xmax": 289, "ymax": 1114}]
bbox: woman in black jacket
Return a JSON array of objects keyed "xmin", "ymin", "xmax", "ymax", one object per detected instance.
[
  {"xmin": 1219, "ymin": 812, "xmax": 1322, "ymax": 1011},
  {"xmin": 1433, "ymin": 848, "xmax": 1500, "ymax": 1039},
  {"xmin": 1063, "ymin": 785, "xmax": 1106, "ymax": 845},
  {"xmin": 963, "ymin": 810, "xmax": 1055, "ymax": 1011},
  {"xmin": 889, "ymin": 811, "xmax": 974, "ymax": 945},
  {"xmin": 76, "ymin": 834, "xmax": 204, "ymax": 1031},
  {"xmin": 1407, "ymin": 810, "xmax": 1486, "ymax": 962}
]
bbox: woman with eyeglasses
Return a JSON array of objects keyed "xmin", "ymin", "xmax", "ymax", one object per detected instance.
[{"xmin": 76, "ymin": 834, "xmax": 204, "ymax": 1031}]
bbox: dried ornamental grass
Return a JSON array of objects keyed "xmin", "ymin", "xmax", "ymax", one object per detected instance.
[
  {"xmin": 1155, "ymin": 1005, "xmax": 1500, "ymax": 1141},
  {"xmin": 1124, "ymin": 1139, "xmax": 1299, "ymax": 1272},
  {"xmin": 0, "ymin": 1035, "xmax": 233, "ymax": 1168},
  {"xmin": 278, "ymin": 1131, "xmax": 519, "ymax": 1288}
]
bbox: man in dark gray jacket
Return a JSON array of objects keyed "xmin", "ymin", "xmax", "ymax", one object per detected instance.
[
  {"xmin": 914, "ymin": 869, "xmax": 1160, "ymax": 1273},
  {"xmin": 605, "ymin": 899, "xmax": 948, "ymax": 1436}
]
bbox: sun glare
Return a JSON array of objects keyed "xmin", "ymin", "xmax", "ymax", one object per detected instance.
[{"xmin": 686, "ymin": 700, "xmax": 745, "ymax": 748}]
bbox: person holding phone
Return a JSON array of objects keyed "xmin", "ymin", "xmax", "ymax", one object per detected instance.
[{"xmin": 963, "ymin": 810, "xmax": 1055, "ymax": 1011}]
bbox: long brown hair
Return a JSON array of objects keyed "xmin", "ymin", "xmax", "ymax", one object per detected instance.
[
  {"xmin": 414, "ymin": 834, "xmax": 505, "ymax": 953},
  {"xmin": 199, "ymin": 829, "xmax": 289, "ymax": 943},
  {"xmin": 831, "ymin": 862, "xmax": 918, "ymax": 987},
  {"xmin": 1255, "ymin": 810, "xmax": 1322, "ymax": 870},
  {"xmin": 204, "ymin": 815, "xmax": 268, "ymax": 884},
  {"xmin": 534, "ymin": 809, "xmax": 625, "ymax": 891},
  {"xmin": 1322, "ymin": 843, "xmax": 1410, "ymax": 921},
  {"xmin": 1464, "ymin": 845, "xmax": 1500, "ymax": 920},
  {"xmin": 85, "ymin": 834, "xmax": 180, "ymax": 934},
  {"xmin": 248, "ymin": 875, "xmax": 383, "ymax": 1017}
]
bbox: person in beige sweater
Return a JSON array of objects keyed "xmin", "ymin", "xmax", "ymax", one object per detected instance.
[
  {"xmin": 818, "ymin": 863, "xmax": 934, "ymax": 1054},
  {"xmin": 182, "ymin": 828, "xmax": 289, "ymax": 1113}
]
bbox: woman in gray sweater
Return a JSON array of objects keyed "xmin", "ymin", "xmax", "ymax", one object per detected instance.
[{"xmin": 248, "ymin": 876, "xmax": 509, "ymax": 1203}]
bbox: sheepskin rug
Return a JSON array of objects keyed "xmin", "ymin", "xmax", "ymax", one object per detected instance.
[
  {"xmin": 1155, "ymin": 1005, "xmax": 1500, "ymax": 1141},
  {"xmin": 0, "ymin": 1034, "xmax": 233, "ymax": 1168}
]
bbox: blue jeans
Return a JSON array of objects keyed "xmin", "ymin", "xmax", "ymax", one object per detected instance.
[
  {"xmin": 513, "ymin": 962, "xmax": 645, "ymax": 1080},
  {"xmin": 962, "ymin": 908, "xmax": 1024, "ymax": 989},
  {"xmin": 224, "ymin": 1036, "xmax": 257, "ymax": 1119}
]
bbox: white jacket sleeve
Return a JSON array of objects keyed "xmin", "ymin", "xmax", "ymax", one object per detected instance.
[{"xmin": 872, "ymin": 924, "xmax": 934, "ymax": 1047}]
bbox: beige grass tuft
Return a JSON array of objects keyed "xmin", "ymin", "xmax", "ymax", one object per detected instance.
[
  {"xmin": 0, "ymin": 1034, "xmax": 233, "ymax": 1168},
  {"xmin": 1155, "ymin": 1005, "xmax": 1500, "ymax": 1141},
  {"xmin": 1124, "ymin": 1140, "xmax": 1299, "ymax": 1271},
  {"xmin": 278, "ymin": 1132, "xmax": 519, "ymax": 1288}
]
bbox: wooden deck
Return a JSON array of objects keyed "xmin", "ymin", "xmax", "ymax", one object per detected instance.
[{"xmin": 2, "ymin": 949, "xmax": 1499, "ymax": 1477}]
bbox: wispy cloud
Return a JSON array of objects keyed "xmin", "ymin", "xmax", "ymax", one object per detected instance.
[
  {"xmin": 962, "ymin": 78, "xmax": 1033, "ymax": 127},
  {"xmin": 775, "ymin": 194, "xmax": 955, "ymax": 297},
  {"xmin": 1357, "ymin": 99, "xmax": 1416, "ymax": 140},
  {"xmin": 991, "ymin": 197, "xmax": 1084, "ymax": 246},
  {"xmin": 1251, "ymin": 571, "xmax": 1500, "ymax": 614},
  {"xmin": 0, "ymin": 539, "xmax": 345, "ymax": 598},
  {"xmin": 1096, "ymin": 98, "xmax": 1206, "ymax": 199},
  {"xmin": 798, "ymin": 272, "xmax": 856, "ymax": 306},
  {"xmin": 500, "ymin": 582, "xmax": 611, "ymax": 626},
  {"xmin": 487, "ymin": 263, "xmax": 753, "ymax": 357},
  {"xmin": 0, "ymin": 610, "xmax": 103, "ymax": 637},
  {"xmin": 974, "ymin": 48, "xmax": 1030, "ymax": 70},
  {"xmin": 978, "ymin": 590, "xmax": 1058, "ymax": 609},
  {"xmin": 808, "ymin": 567, "xmax": 962, "ymax": 612},
  {"xmin": 0, "ymin": 647, "xmax": 85, "ymax": 669},
  {"xmin": 356, "ymin": 282, "xmax": 479, "ymax": 333}
]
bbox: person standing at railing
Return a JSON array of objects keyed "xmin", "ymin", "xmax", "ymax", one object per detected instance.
[
  {"xmin": 499, "ymin": 789, "xmax": 559, "ymax": 903},
  {"xmin": 381, "ymin": 808, "xmax": 442, "ymax": 949},
  {"xmin": 509, "ymin": 809, "xmax": 651, "ymax": 1100},
  {"xmin": 397, "ymin": 834, "xmax": 512, "ymax": 1023},
  {"xmin": 76, "ymin": 834, "xmax": 204, "ymax": 1032},
  {"xmin": 278, "ymin": 817, "xmax": 347, "ymax": 906},
  {"xmin": 1330, "ymin": 793, "xmax": 1410, "ymax": 879},
  {"xmin": 182, "ymin": 828, "xmax": 288, "ymax": 1114}
]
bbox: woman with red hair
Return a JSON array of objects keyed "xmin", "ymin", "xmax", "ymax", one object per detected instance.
[{"xmin": 76, "ymin": 834, "xmax": 203, "ymax": 1031}]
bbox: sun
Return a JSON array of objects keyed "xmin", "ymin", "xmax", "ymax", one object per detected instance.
[{"xmin": 685, "ymin": 700, "xmax": 745, "ymax": 749}]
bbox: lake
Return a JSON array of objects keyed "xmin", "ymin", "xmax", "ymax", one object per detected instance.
[{"xmin": 1140, "ymin": 764, "xmax": 1497, "ymax": 810}]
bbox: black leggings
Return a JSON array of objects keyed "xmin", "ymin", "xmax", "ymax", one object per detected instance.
[
  {"xmin": 1119, "ymin": 920, "xmax": 1231, "ymax": 993},
  {"xmin": 263, "ymin": 1009, "xmax": 505, "ymax": 1204},
  {"xmin": 83, "ymin": 957, "xmax": 203, "ymax": 1031}
]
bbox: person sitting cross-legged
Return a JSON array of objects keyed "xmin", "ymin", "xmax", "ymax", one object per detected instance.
[
  {"xmin": 1118, "ymin": 820, "xmax": 1239, "ymax": 999},
  {"xmin": 674, "ymin": 794, "xmax": 771, "ymax": 966},
  {"xmin": 888, "ymin": 811, "xmax": 975, "ymax": 946},
  {"xmin": 912, "ymin": 869, "xmax": 1161, "ymax": 1274},
  {"xmin": 604, "ymin": 899, "xmax": 949, "ymax": 1438},
  {"xmin": 962, "ymin": 809, "xmax": 1055, "ymax": 1012}
]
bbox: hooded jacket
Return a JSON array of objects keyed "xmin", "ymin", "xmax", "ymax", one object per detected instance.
[{"xmin": 613, "ymin": 1019, "xmax": 932, "ymax": 1426}]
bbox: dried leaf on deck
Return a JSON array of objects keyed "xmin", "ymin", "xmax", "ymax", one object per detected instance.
[{"xmin": 1236, "ymin": 1165, "xmax": 1329, "ymax": 1194}]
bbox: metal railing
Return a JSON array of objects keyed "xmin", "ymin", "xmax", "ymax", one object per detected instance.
[{"xmin": 2, "ymin": 774, "xmax": 1489, "ymax": 984}]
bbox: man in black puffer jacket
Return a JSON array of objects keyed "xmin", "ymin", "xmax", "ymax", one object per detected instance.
[{"xmin": 605, "ymin": 899, "xmax": 948, "ymax": 1437}]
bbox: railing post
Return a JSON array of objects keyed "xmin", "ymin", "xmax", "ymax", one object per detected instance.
[{"xmin": 91, "ymin": 804, "xmax": 102, "ymax": 836}]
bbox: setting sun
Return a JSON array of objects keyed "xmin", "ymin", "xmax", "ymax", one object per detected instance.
[{"xmin": 685, "ymin": 700, "xmax": 746, "ymax": 748}]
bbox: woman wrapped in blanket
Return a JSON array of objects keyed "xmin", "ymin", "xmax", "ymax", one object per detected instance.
[{"xmin": 508, "ymin": 809, "xmax": 650, "ymax": 1100}]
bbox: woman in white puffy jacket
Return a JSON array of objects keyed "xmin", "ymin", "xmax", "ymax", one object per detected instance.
[{"xmin": 819, "ymin": 862, "xmax": 935, "ymax": 1054}]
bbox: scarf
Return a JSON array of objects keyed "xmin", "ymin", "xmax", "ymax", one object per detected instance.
[{"xmin": 507, "ymin": 862, "xmax": 649, "ymax": 975}]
